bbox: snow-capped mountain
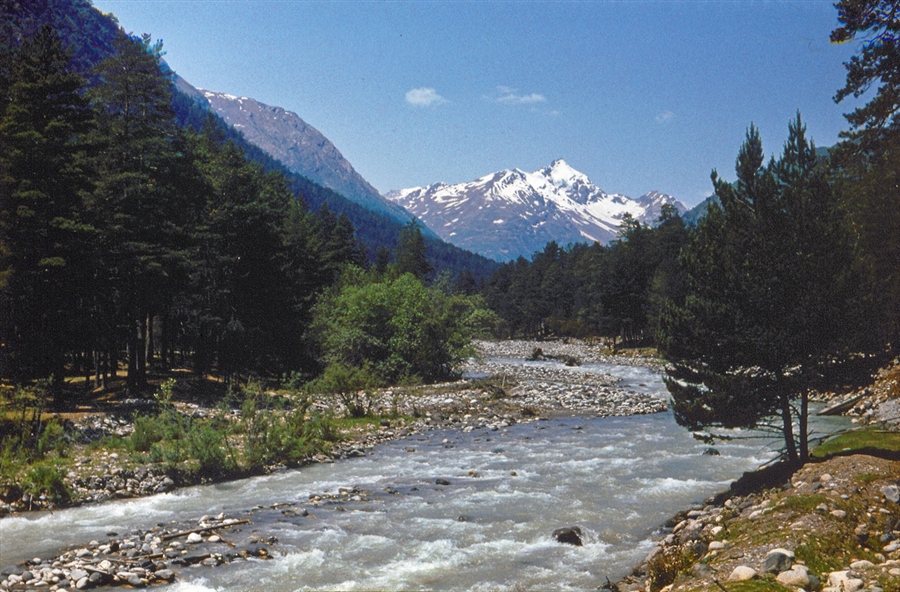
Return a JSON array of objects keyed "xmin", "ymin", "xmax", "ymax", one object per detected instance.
[
  {"xmin": 384, "ymin": 160, "xmax": 687, "ymax": 261},
  {"xmin": 200, "ymin": 90, "xmax": 416, "ymax": 225}
]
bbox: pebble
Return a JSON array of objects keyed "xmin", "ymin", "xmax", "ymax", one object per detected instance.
[{"xmin": 0, "ymin": 513, "xmax": 268, "ymax": 591}]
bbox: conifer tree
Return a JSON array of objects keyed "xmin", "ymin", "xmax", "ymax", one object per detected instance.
[
  {"xmin": 0, "ymin": 25, "xmax": 94, "ymax": 381},
  {"xmin": 831, "ymin": 0, "xmax": 900, "ymax": 347},
  {"xmin": 394, "ymin": 220, "xmax": 432, "ymax": 281},
  {"xmin": 659, "ymin": 117, "xmax": 857, "ymax": 464},
  {"xmin": 88, "ymin": 33, "xmax": 193, "ymax": 387}
]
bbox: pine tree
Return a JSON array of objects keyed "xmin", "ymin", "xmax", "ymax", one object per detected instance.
[
  {"xmin": 394, "ymin": 220, "xmax": 432, "ymax": 281},
  {"xmin": 659, "ymin": 116, "xmax": 857, "ymax": 464},
  {"xmin": 831, "ymin": 0, "xmax": 900, "ymax": 347},
  {"xmin": 88, "ymin": 33, "xmax": 193, "ymax": 388},
  {"xmin": 0, "ymin": 25, "xmax": 94, "ymax": 381}
]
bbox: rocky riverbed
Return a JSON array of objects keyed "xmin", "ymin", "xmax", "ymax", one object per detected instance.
[{"xmin": 0, "ymin": 340, "xmax": 667, "ymax": 516}]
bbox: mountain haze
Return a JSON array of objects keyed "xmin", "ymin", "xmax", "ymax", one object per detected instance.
[{"xmin": 385, "ymin": 160, "xmax": 687, "ymax": 261}]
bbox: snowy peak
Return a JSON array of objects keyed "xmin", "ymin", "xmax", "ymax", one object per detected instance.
[
  {"xmin": 542, "ymin": 159, "xmax": 592, "ymax": 190},
  {"xmin": 384, "ymin": 161, "xmax": 687, "ymax": 261}
]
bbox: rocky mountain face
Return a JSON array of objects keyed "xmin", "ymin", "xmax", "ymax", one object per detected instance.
[
  {"xmin": 384, "ymin": 159, "xmax": 687, "ymax": 261},
  {"xmin": 201, "ymin": 90, "xmax": 415, "ymax": 225}
]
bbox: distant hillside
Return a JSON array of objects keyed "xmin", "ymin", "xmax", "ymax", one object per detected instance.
[{"xmin": 200, "ymin": 90, "xmax": 418, "ymax": 228}]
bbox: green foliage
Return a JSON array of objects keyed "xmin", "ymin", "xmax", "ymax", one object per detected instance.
[
  {"xmin": 482, "ymin": 210, "xmax": 688, "ymax": 343},
  {"xmin": 832, "ymin": 0, "xmax": 900, "ymax": 141},
  {"xmin": 312, "ymin": 271, "xmax": 482, "ymax": 389},
  {"xmin": 658, "ymin": 116, "xmax": 859, "ymax": 464},
  {"xmin": 239, "ymin": 393, "xmax": 317, "ymax": 469},
  {"xmin": 394, "ymin": 221, "xmax": 433, "ymax": 281},
  {"xmin": 22, "ymin": 462, "xmax": 71, "ymax": 505},
  {"xmin": 0, "ymin": 25, "xmax": 95, "ymax": 380},
  {"xmin": 312, "ymin": 362, "xmax": 382, "ymax": 418}
]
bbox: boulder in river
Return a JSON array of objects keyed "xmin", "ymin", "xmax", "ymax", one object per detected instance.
[{"xmin": 553, "ymin": 526, "xmax": 583, "ymax": 546}]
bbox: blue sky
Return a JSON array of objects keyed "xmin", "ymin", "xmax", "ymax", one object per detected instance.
[{"xmin": 92, "ymin": 0, "xmax": 862, "ymax": 207}]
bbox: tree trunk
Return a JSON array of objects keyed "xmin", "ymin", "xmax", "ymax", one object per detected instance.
[
  {"xmin": 780, "ymin": 393, "xmax": 798, "ymax": 465},
  {"xmin": 144, "ymin": 313, "xmax": 153, "ymax": 371},
  {"xmin": 799, "ymin": 390, "xmax": 809, "ymax": 463}
]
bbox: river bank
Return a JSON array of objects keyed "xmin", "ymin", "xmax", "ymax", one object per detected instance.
[
  {"xmin": 0, "ymin": 340, "xmax": 666, "ymax": 517},
  {"xmin": 614, "ymin": 356, "xmax": 900, "ymax": 592},
  {"xmin": 3, "ymin": 345, "xmax": 892, "ymax": 591}
]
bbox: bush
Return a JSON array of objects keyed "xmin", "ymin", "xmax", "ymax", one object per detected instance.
[
  {"xmin": 130, "ymin": 414, "xmax": 164, "ymax": 452},
  {"xmin": 311, "ymin": 362, "xmax": 381, "ymax": 418},
  {"xmin": 23, "ymin": 463, "xmax": 71, "ymax": 505},
  {"xmin": 187, "ymin": 421, "xmax": 234, "ymax": 477},
  {"xmin": 311, "ymin": 272, "xmax": 484, "ymax": 386}
]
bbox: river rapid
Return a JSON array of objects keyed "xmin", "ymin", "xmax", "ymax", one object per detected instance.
[{"xmin": 0, "ymin": 359, "xmax": 848, "ymax": 591}]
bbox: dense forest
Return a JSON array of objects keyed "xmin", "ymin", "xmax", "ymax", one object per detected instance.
[{"xmin": 0, "ymin": 2, "xmax": 494, "ymax": 393}]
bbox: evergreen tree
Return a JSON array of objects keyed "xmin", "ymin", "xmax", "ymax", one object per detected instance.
[
  {"xmin": 88, "ymin": 33, "xmax": 196, "ymax": 388},
  {"xmin": 0, "ymin": 25, "xmax": 94, "ymax": 381},
  {"xmin": 831, "ymin": 0, "xmax": 900, "ymax": 347},
  {"xmin": 832, "ymin": 0, "xmax": 900, "ymax": 146},
  {"xmin": 394, "ymin": 220, "xmax": 432, "ymax": 281},
  {"xmin": 659, "ymin": 117, "xmax": 857, "ymax": 464}
]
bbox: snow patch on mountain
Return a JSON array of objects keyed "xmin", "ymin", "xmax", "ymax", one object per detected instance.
[{"xmin": 385, "ymin": 159, "xmax": 686, "ymax": 261}]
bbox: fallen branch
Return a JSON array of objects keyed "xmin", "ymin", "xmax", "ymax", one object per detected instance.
[{"xmin": 160, "ymin": 519, "xmax": 250, "ymax": 541}]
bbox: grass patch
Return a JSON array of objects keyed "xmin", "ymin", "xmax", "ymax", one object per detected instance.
[
  {"xmin": 855, "ymin": 472, "xmax": 884, "ymax": 485},
  {"xmin": 778, "ymin": 493, "xmax": 829, "ymax": 513},
  {"xmin": 812, "ymin": 429, "xmax": 900, "ymax": 459},
  {"xmin": 794, "ymin": 529, "xmax": 878, "ymax": 574}
]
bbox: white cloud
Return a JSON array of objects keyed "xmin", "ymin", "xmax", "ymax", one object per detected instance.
[
  {"xmin": 655, "ymin": 110, "xmax": 675, "ymax": 123},
  {"xmin": 405, "ymin": 87, "xmax": 447, "ymax": 107},
  {"xmin": 494, "ymin": 86, "xmax": 546, "ymax": 105}
]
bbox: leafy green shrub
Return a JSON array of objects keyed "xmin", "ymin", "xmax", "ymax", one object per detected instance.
[
  {"xmin": 311, "ymin": 362, "xmax": 381, "ymax": 418},
  {"xmin": 23, "ymin": 463, "xmax": 71, "ymax": 505},
  {"xmin": 187, "ymin": 421, "xmax": 234, "ymax": 477},
  {"xmin": 130, "ymin": 414, "xmax": 164, "ymax": 452},
  {"xmin": 36, "ymin": 418, "xmax": 68, "ymax": 458}
]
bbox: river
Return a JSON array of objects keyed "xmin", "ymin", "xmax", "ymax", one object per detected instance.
[{"xmin": 0, "ymin": 360, "xmax": 849, "ymax": 591}]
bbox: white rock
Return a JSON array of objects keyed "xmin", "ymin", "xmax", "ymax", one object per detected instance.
[
  {"xmin": 827, "ymin": 570, "xmax": 864, "ymax": 592},
  {"xmin": 708, "ymin": 541, "xmax": 726, "ymax": 551},
  {"xmin": 186, "ymin": 533, "xmax": 203, "ymax": 544},
  {"xmin": 776, "ymin": 569, "xmax": 810, "ymax": 587},
  {"xmin": 831, "ymin": 509, "xmax": 847, "ymax": 519},
  {"xmin": 729, "ymin": 566, "xmax": 757, "ymax": 581},
  {"xmin": 849, "ymin": 560, "xmax": 874, "ymax": 570}
]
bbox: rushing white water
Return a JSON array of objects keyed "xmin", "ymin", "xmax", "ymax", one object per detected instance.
[{"xmin": 0, "ymin": 361, "xmax": 849, "ymax": 591}]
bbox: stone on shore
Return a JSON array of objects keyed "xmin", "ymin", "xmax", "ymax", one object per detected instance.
[
  {"xmin": 776, "ymin": 568, "xmax": 810, "ymax": 587},
  {"xmin": 762, "ymin": 548, "xmax": 794, "ymax": 574},
  {"xmin": 728, "ymin": 566, "xmax": 757, "ymax": 581}
]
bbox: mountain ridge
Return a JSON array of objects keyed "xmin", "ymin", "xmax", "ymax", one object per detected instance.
[
  {"xmin": 200, "ymin": 90, "xmax": 417, "ymax": 227},
  {"xmin": 385, "ymin": 159, "xmax": 687, "ymax": 261}
]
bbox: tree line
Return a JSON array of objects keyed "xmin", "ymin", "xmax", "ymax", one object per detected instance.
[
  {"xmin": 480, "ymin": 0, "xmax": 900, "ymax": 465},
  {"xmin": 0, "ymin": 27, "xmax": 410, "ymax": 389}
]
